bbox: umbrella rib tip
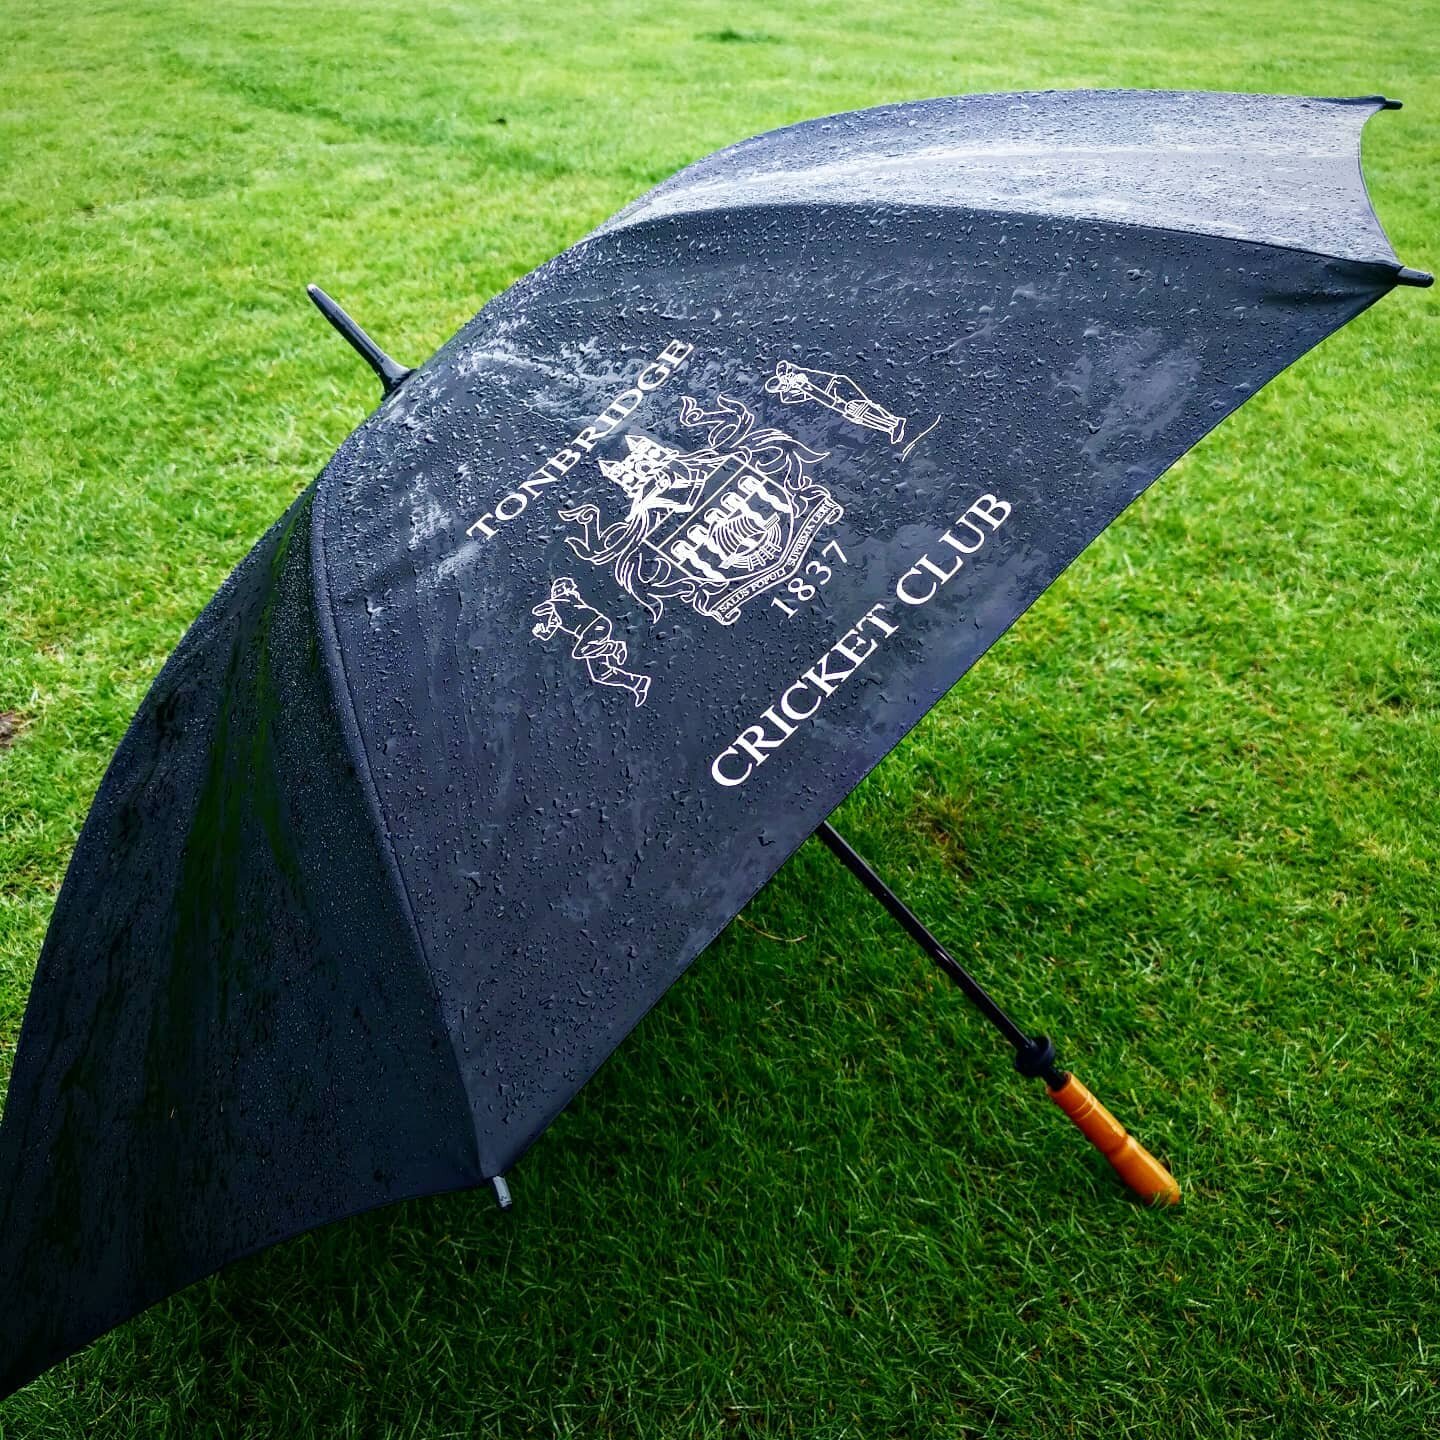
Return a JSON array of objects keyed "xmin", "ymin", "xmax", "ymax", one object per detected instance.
[
  {"xmin": 1395, "ymin": 266, "xmax": 1434, "ymax": 288},
  {"xmin": 491, "ymin": 1174, "xmax": 513, "ymax": 1210},
  {"xmin": 305, "ymin": 282, "xmax": 415, "ymax": 395}
]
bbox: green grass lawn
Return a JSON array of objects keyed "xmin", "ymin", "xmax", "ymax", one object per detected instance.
[{"xmin": 1, "ymin": 1, "xmax": 1437, "ymax": 1435}]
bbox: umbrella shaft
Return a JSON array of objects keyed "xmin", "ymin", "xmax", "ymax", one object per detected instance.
[{"xmin": 815, "ymin": 821, "xmax": 1035, "ymax": 1055}]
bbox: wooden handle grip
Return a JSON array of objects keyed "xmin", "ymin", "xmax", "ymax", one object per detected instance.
[{"xmin": 1049, "ymin": 1073, "xmax": 1181, "ymax": 1205}]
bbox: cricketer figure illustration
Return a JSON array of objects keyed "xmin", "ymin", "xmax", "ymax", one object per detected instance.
[
  {"xmin": 532, "ymin": 577, "xmax": 651, "ymax": 707},
  {"xmin": 765, "ymin": 361, "xmax": 909, "ymax": 445}
]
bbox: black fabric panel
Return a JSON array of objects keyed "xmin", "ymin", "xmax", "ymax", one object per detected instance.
[
  {"xmin": 317, "ymin": 206, "xmax": 1392, "ymax": 1179},
  {"xmin": 0, "ymin": 492, "xmax": 479, "ymax": 1399},
  {"xmin": 602, "ymin": 91, "xmax": 1400, "ymax": 269}
]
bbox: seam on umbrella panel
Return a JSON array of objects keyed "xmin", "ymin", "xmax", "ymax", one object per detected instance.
[
  {"xmin": 595, "ymin": 198, "xmax": 1409, "ymax": 290},
  {"xmin": 307, "ymin": 471, "xmax": 486, "ymax": 1181}
]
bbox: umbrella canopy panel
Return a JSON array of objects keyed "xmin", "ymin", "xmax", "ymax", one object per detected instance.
[
  {"xmin": 0, "ymin": 497, "xmax": 482, "ymax": 1394},
  {"xmin": 599, "ymin": 88, "xmax": 1404, "ymax": 260},
  {"xmin": 318, "ymin": 92, "xmax": 1407, "ymax": 1179}
]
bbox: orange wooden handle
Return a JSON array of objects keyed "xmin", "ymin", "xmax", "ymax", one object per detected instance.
[{"xmin": 1048, "ymin": 1073, "xmax": 1181, "ymax": 1205}]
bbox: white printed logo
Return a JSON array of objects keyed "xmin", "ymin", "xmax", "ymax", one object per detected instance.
[
  {"xmin": 532, "ymin": 577, "xmax": 650, "ymax": 707},
  {"xmin": 765, "ymin": 361, "xmax": 938, "ymax": 459},
  {"xmin": 559, "ymin": 393, "xmax": 844, "ymax": 628}
]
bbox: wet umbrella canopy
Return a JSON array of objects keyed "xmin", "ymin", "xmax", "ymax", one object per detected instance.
[{"xmin": 0, "ymin": 89, "xmax": 1429, "ymax": 1396}]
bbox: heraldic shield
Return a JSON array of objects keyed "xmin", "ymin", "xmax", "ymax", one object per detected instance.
[
  {"xmin": 560, "ymin": 393, "xmax": 843, "ymax": 626},
  {"xmin": 0, "ymin": 89, "xmax": 1429, "ymax": 1398}
]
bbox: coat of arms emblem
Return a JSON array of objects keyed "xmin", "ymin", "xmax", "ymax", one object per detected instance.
[{"xmin": 560, "ymin": 394, "xmax": 843, "ymax": 627}]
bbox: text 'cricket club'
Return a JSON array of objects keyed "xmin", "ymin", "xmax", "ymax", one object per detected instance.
[{"xmin": 561, "ymin": 393, "xmax": 843, "ymax": 627}]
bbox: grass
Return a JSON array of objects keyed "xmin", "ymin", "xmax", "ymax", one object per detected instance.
[{"xmin": 0, "ymin": 0, "xmax": 1436, "ymax": 1434}]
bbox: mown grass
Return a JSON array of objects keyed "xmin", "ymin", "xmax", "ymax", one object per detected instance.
[{"xmin": 1, "ymin": 1, "xmax": 1436, "ymax": 1435}]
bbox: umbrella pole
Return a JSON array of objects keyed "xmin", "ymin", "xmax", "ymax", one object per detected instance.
[{"xmin": 814, "ymin": 821, "xmax": 1180, "ymax": 1205}]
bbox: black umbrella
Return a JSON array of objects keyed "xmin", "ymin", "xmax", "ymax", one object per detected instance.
[{"xmin": 0, "ymin": 88, "xmax": 1428, "ymax": 1399}]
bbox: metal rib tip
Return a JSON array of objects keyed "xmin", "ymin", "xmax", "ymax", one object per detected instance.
[{"xmin": 306, "ymin": 283, "xmax": 414, "ymax": 396}]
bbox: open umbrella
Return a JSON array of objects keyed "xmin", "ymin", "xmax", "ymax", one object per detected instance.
[{"xmin": 0, "ymin": 88, "xmax": 1428, "ymax": 1398}]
